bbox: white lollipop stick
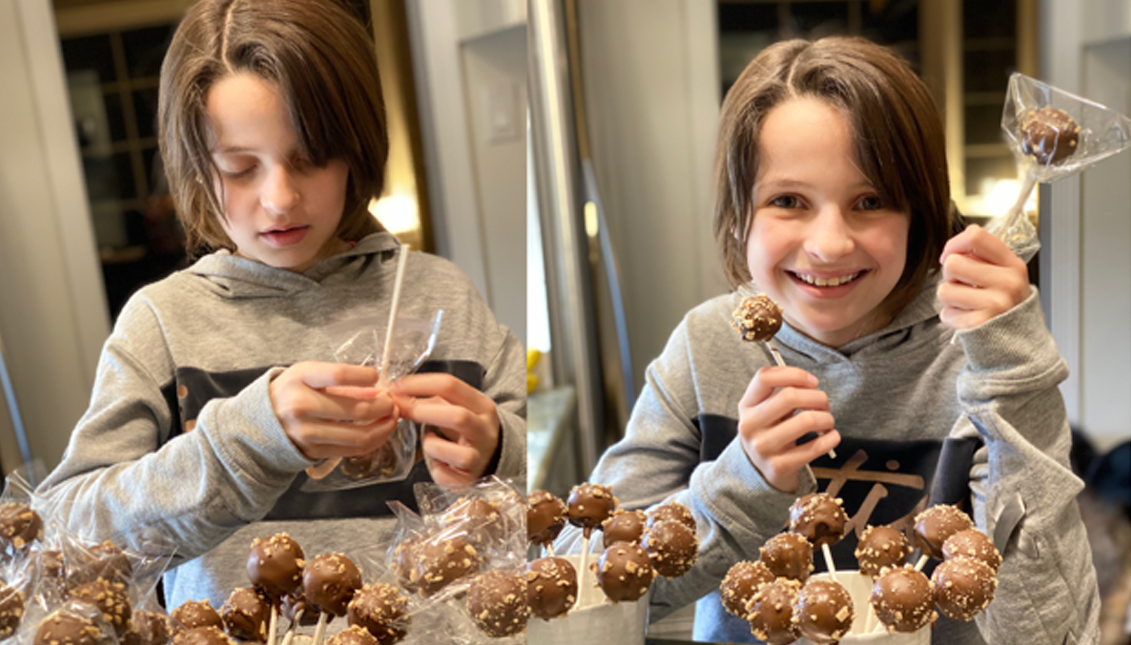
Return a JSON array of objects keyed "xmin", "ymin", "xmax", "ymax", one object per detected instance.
[
  {"xmin": 766, "ymin": 339, "xmax": 836, "ymax": 460},
  {"xmin": 311, "ymin": 613, "xmax": 329, "ymax": 645},
  {"xmin": 578, "ymin": 534, "xmax": 592, "ymax": 606},
  {"xmin": 378, "ymin": 244, "xmax": 411, "ymax": 387},
  {"xmin": 820, "ymin": 543, "xmax": 838, "ymax": 584},
  {"xmin": 267, "ymin": 605, "xmax": 278, "ymax": 645},
  {"xmin": 546, "ymin": 543, "xmax": 555, "ymax": 557},
  {"xmin": 914, "ymin": 553, "xmax": 929, "ymax": 571},
  {"xmin": 279, "ymin": 609, "xmax": 302, "ymax": 645}
]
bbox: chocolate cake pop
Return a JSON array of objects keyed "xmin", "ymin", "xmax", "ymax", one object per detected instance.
[
  {"xmin": 931, "ymin": 557, "xmax": 997, "ymax": 621},
  {"xmin": 594, "ymin": 542, "xmax": 655, "ymax": 603},
  {"xmin": 281, "ymin": 595, "xmax": 320, "ymax": 627},
  {"xmin": 526, "ymin": 491, "xmax": 567, "ymax": 548},
  {"xmin": 526, "ymin": 557, "xmax": 577, "ymax": 620},
  {"xmin": 870, "ymin": 565, "xmax": 936, "ymax": 633},
  {"xmin": 942, "ymin": 529, "xmax": 1001, "ymax": 574},
  {"xmin": 759, "ymin": 532, "xmax": 813, "ymax": 582},
  {"xmin": 173, "ymin": 626, "xmax": 235, "ymax": 645},
  {"xmin": 747, "ymin": 578, "xmax": 802, "ymax": 645},
  {"xmin": 391, "ymin": 535, "xmax": 423, "ymax": 592},
  {"xmin": 646, "ymin": 501, "xmax": 696, "ymax": 533},
  {"xmin": 340, "ymin": 444, "xmax": 397, "ymax": 481},
  {"xmin": 601, "ymin": 509, "xmax": 647, "ymax": 548},
  {"xmin": 566, "ymin": 483, "xmax": 618, "ymax": 538},
  {"xmin": 303, "ymin": 553, "xmax": 362, "ymax": 616},
  {"xmin": 171, "ymin": 600, "xmax": 223, "ymax": 632},
  {"xmin": 855, "ymin": 525, "xmax": 911, "ymax": 578},
  {"xmin": 792, "ymin": 579, "xmax": 854, "ymax": 644},
  {"xmin": 34, "ymin": 610, "xmax": 101, "ymax": 645},
  {"xmin": 720, "ymin": 560, "xmax": 774, "ymax": 618},
  {"xmin": 222, "ymin": 587, "xmax": 270, "ymax": 643},
  {"xmin": 442, "ymin": 497, "xmax": 503, "ymax": 550},
  {"xmin": 640, "ymin": 520, "xmax": 698, "ymax": 579},
  {"xmin": 0, "ymin": 581, "xmax": 25, "ymax": 638},
  {"xmin": 347, "ymin": 583, "xmax": 409, "ymax": 645},
  {"xmin": 246, "ymin": 534, "xmax": 305, "ymax": 602},
  {"xmin": 732, "ymin": 294, "xmax": 783, "ymax": 342},
  {"xmin": 324, "ymin": 625, "xmax": 377, "ymax": 645},
  {"xmin": 71, "ymin": 577, "xmax": 132, "ymax": 636},
  {"xmin": 467, "ymin": 571, "xmax": 528, "ymax": 638},
  {"xmin": 914, "ymin": 505, "xmax": 973, "ymax": 560},
  {"xmin": 1021, "ymin": 107, "xmax": 1080, "ymax": 166},
  {"xmin": 789, "ymin": 493, "xmax": 848, "ymax": 548},
  {"xmin": 416, "ymin": 536, "xmax": 480, "ymax": 597},
  {"xmin": 40, "ymin": 549, "xmax": 65, "ymax": 579},
  {"xmin": 67, "ymin": 540, "xmax": 133, "ymax": 588},
  {"xmin": 0, "ymin": 502, "xmax": 42, "ymax": 551},
  {"xmin": 123, "ymin": 610, "xmax": 170, "ymax": 645}
]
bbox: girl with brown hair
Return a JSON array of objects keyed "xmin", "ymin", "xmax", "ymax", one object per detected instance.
[{"xmin": 36, "ymin": 0, "xmax": 525, "ymax": 618}]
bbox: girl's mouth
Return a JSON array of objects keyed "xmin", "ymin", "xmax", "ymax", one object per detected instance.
[
  {"xmin": 789, "ymin": 271, "xmax": 863, "ymax": 287},
  {"xmin": 262, "ymin": 225, "xmax": 309, "ymax": 247}
]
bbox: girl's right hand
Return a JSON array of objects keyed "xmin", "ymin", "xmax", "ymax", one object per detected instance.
[
  {"xmin": 737, "ymin": 366, "xmax": 839, "ymax": 494},
  {"xmin": 269, "ymin": 362, "xmax": 399, "ymax": 460}
]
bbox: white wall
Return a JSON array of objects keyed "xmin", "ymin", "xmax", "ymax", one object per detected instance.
[
  {"xmin": 577, "ymin": 0, "xmax": 726, "ymax": 393},
  {"xmin": 0, "ymin": 0, "xmax": 111, "ymax": 474}
]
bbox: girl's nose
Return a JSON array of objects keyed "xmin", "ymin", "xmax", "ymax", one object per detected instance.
[
  {"xmin": 261, "ymin": 165, "xmax": 300, "ymax": 215},
  {"xmin": 804, "ymin": 205, "xmax": 854, "ymax": 261}
]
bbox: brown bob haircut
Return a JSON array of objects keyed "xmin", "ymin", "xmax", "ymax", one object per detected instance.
[
  {"xmin": 159, "ymin": 0, "xmax": 387, "ymax": 254},
  {"xmin": 714, "ymin": 37, "xmax": 951, "ymax": 316}
]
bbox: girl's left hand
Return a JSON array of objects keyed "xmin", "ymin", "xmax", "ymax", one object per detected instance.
[
  {"xmin": 937, "ymin": 224, "xmax": 1031, "ymax": 329},
  {"xmin": 391, "ymin": 373, "xmax": 500, "ymax": 486}
]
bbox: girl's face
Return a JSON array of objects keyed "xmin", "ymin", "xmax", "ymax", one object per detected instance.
[
  {"xmin": 746, "ymin": 97, "xmax": 909, "ymax": 348},
  {"xmin": 206, "ymin": 73, "xmax": 350, "ymax": 272}
]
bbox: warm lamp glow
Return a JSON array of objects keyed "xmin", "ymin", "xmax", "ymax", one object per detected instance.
[
  {"xmin": 966, "ymin": 177, "xmax": 1037, "ymax": 219},
  {"xmin": 369, "ymin": 195, "xmax": 420, "ymax": 235}
]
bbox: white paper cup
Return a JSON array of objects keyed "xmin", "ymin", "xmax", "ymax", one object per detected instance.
[
  {"xmin": 526, "ymin": 554, "xmax": 651, "ymax": 645},
  {"xmin": 796, "ymin": 572, "xmax": 930, "ymax": 645}
]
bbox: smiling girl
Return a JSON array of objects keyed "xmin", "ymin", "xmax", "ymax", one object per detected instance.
[
  {"xmin": 557, "ymin": 37, "xmax": 1098, "ymax": 644},
  {"xmin": 37, "ymin": 0, "xmax": 525, "ymax": 613}
]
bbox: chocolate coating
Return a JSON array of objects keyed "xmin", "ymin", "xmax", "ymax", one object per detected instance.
[
  {"xmin": 0, "ymin": 581, "xmax": 25, "ymax": 638},
  {"xmin": 416, "ymin": 536, "xmax": 480, "ymax": 597},
  {"xmin": 303, "ymin": 553, "xmax": 362, "ymax": 616},
  {"xmin": 442, "ymin": 498, "xmax": 503, "ymax": 549},
  {"xmin": 170, "ymin": 600, "xmax": 223, "ymax": 632},
  {"xmin": 221, "ymin": 587, "xmax": 270, "ymax": 642},
  {"xmin": 566, "ymin": 483, "xmax": 618, "ymax": 538},
  {"xmin": 467, "ymin": 570, "xmax": 528, "ymax": 638},
  {"xmin": 759, "ymin": 532, "xmax": 813, "ymax": 582},
  {"xmin": 789, "ymin": 493, "xmax": 848, "ymax": 548},
  {"xmin": 871, "ymin": 565, "xmax": 936, "ymax": 633},
  {"xmin": 34, "ymin": 611, "xmax": 101, "ymax": 645},
  {"xmin": 732, "ymin": 294, "xmax": 783, "ymax": 342},
  {"xmin": 747, "ymin": 578, "xmax": 802, "ymax": 645},
  {"xmin": 914, "ymin": 505, "xmax": 973, "ymax": 560},
  {"xmin": 1021, "ymin": 107, "xmax": 1080, "ymax": 166},
  {"xmin": 720, "ymin": 560, "xmax": 774, "ymax": 618},
  {"xmin": 526, "ymin": 557, "xmax": 577, "ymax": 620},
  {"xmin": 324, "ymin": 625, "xmax": 378, "ymax": 645},
  {"xmin": 172, "ymin": 626, "xmax": 234, "ymax": 645},
  {"xmin": 527, "ymin": 491, "xmax": 567, "ymax": 547},
  {"xmin": 942, "ymin": 529, "xmax": 1001, "ymax": 574},
  {"xmin": 71, "ymin": 577, "xmax": 132, "ymax": 636},
  {"xmin": 594, "ymin": 542, "xmax": 654, "ymax": 603},
  {"xmin": 646, "ymin": 501, "xmax": 696, "ymax": 533},
  {"xmin": 931, "ymin": 557, "xmax": 997, "ymax": 621},
  {"xmin": 123, "ymin": 610, "xmax": 170, "ymax": 645},
  {"xmin": 340, "ymin": 444, "xmax": 398, "ymax": 481},
  {"xmin": 67, "ymin": 540, "xmax": 133, "ymax": 588},
  {"xmin": 0, "ymin": 502, "xmax": 42, "ymax": 551},
  {"xmin": 602, "ymin": 509, "xmax": 647, "ymax": 548},
  {"xmin": 792, "ymin": 579, "xmax": 854, "ymax": 644},
  {"xmin": 640, "ymin": 520, "xmax": 698, "ymax": 579},
  {"xmin": 347, "ymin": 583, "xmax": 409, "ymax": 645},
  {"xmin": 281, "ymin": 595, "xmax": 320, "ymax": 627},
  {"xmin": 391, "ymin": 535, "xmax": 422, "ymax": 592},
  {"xmin": 246, "ymin": 534, "xmax": 305, "ymax": 601},
  {"xmin": 855, "ymin": 525, "xmax": 910, "ymax": 578}
]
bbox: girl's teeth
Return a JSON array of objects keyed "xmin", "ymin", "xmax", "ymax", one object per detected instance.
[{"xmin": 798, "ymin": 273, "xmax": 859, "ymax": 287}]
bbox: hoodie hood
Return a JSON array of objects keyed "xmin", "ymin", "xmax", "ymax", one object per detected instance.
[{"xmin": 183, "ymin": 232, "xmax": 402, "ymax": 299}]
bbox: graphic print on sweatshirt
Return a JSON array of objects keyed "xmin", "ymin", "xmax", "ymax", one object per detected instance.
[
  {"xmin": 161, "ymin": 360, "xmax": 487, "ymax": 521},
  {"xmin": 696, "ymin": 413, "xmax": 982, "ymax": 574}
]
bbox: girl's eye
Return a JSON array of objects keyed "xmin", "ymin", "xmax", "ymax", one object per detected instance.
[
  {"xmin": 223, "ymin": 166, "xmax": 255, "ymax": 179},
  {"xmin": 769, "ymin": 195, "xmax": 803, "ymax": 209},
  {"xmin": 857, "ymin": 195, "xmax": 885, "ymax": 211}
]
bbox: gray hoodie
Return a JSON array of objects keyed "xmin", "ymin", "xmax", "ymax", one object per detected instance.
[
  {"xmin": 554, "ymin": 273, "xmax": 1099, "ymax": 645},
  {"xmin": 37, "ymin": 232, "xmax": 526, "ymax": 610}
]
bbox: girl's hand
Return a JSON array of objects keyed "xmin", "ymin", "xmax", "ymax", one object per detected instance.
[
  {"xmin": 269, "ymin": 362, "xmax": 398, "ymax": 460},
  {"xmin": 391, "ymin": 373, "xmax": 500, "ymax": 487},
  {"xmin": 738, "ymin": 366, "xmax": 839, "ymax": 494},
  {"xmin": 937, "ymin": 224, "xmax": 1030, "ymax": 330}
]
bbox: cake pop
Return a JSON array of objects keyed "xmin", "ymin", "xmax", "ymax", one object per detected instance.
[
  {"xmin": 870, "ymin": 565, "xmax": 936, "ymax": 633},
  {"xmin": 720, "ymin": 560, "xmax": 774, "ymax": 618},
  {"xmin": 222, "ymin": 588, "xmax": 271, "ymax": 643},
  {"xmin": 914, "ymin": 505, "xmax": 973, "ymax": 560},
  {"xmin": 35, "ymin": 610, "xmax": 102, "ymax": 645},
  {"xmin": 855, "ymin": 524, "xmax": 910, "ymax": 578},
  {"xmin": 1021, "ymin": 107, "xmax": 1080, "ymax": 166},
  {"xmin": 171, "ymin": 600, "xmax": 224, "ymax": 632},
  {"xmin": 792, "ymin": 579, "xmax": 854, "ymax": 644},
  {"xmin": 760, "ymin": 533, "xmax": 813, "ymax": 582},
  {"xmin": 347, "ymin": 583, "xmax": 409, "ymax": 645},
  {"xmin": 640, "ymin": 520, "xmax": 698, "ymax": 579},
  {"xmin": 0, "ymin": 581, "xmax": 24, "ymax": 638},
  {"xmin": 732, "ymin": 294, "xmax": 783, "ymax": 342},
  {"xmin": 391, "ymin": 535, "xmax": 422, "ymax": 592},
  {"xmin": 526, "ymin": 491, "xmax": 567, "ymax": 549},
  {"xmin": 173, "ymin": 626, "xmax": 235, "ymax": 645},
  {"xmin": 416, "ymin": 536, "xmax": 480, "ymax": 597},
  {"xmin": 442, "ymin": 498, "xmax": 503, "ymax": 549},
  {"xmin": 789, "ymin": 493, "xmax": 848, "ymax": 548},
  {"xmin": 303, "ymin": 553, "xmax": 362, "ymax": 617},
  {"xmin": 601, "ymin": 509, "xmax": 647, "ymax": 548},
  {"xmin": 942, "ymin": 529, "xmax": 1001, "ymax": 574},
  {"xmin": 526, "ymin": 557, "xmax": 577, "ymax": 620},
  {"xmin": 931, "ymin": 557, "xmax": 997, "ymax": 621},
  {"xmin": 467, "ymin": 570, "xmax": 528, "ymax": 638},
  {"xmin": 67, "ymin": 540, "xmax": 133, "ymax": 588},
  {"xmin": 594, "ymin": 542, "xmax": 654, "ymax": 603},
  {"xmin": 0, "ymin": 503, "xmax": 42, "ymax": 551},
  {"xmin": 747, "ymin": 578, "xmax": 802, "ymax": 645},
  {"xmin": 71, "ymin": 578, "xmax": 132, "ymax": 636},
  {"xmin": 123, "ymin": 610, "xmax": 170, "ymax": 645},
  {"xmin": 247, "ymin": 534, "xmax": 306, "ymax": 602},
  {"xmin": 323, "ymin": 625, "xmax": 376, "ymax": 645},
  {"xmin": 566, "ymin": 483, "xmax": 618, "ymax": 538},
  {"xmin": 646, "ymin": 501, "xmax": 696, "ymax": 532}
]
